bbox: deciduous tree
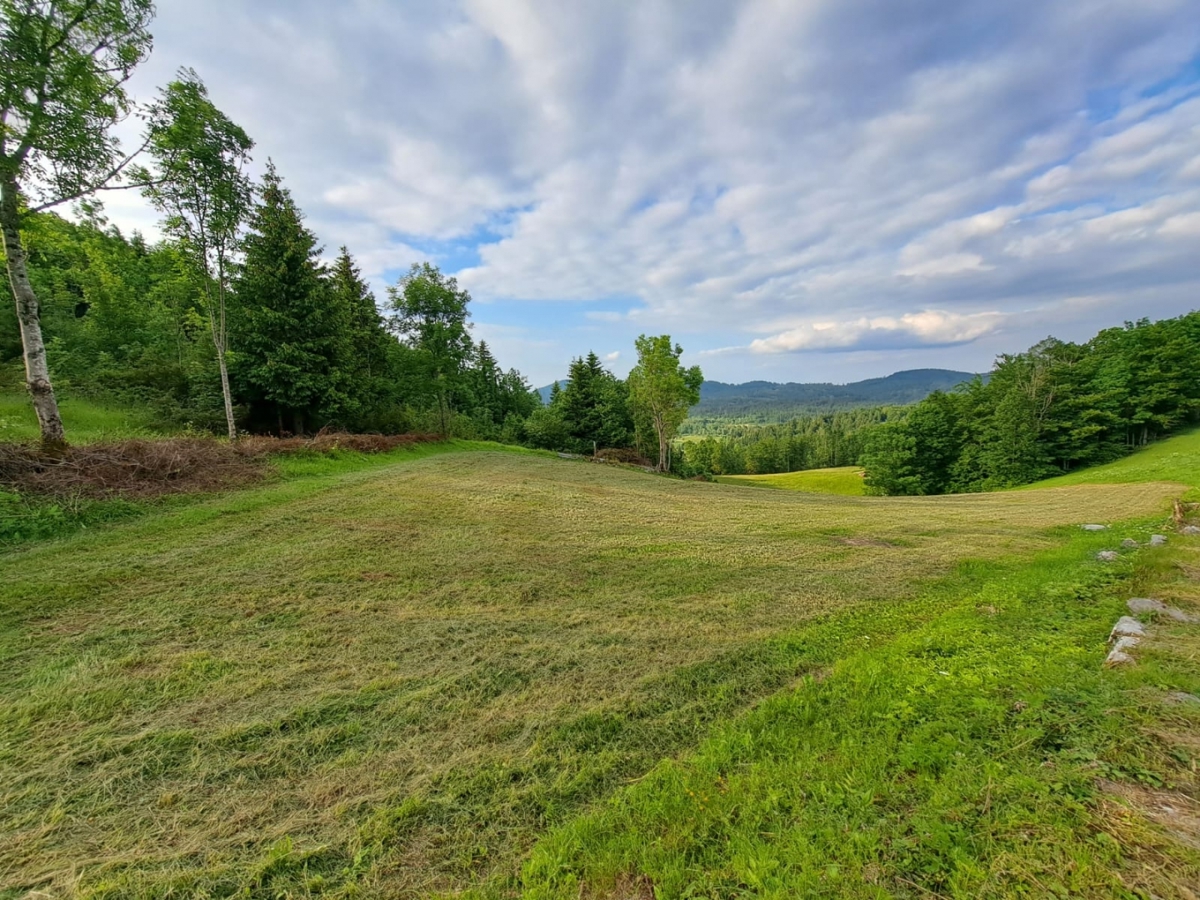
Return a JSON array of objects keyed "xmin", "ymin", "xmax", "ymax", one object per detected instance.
[
  {"xmin": 0, "ymin": 0, "xmax": 154, "ymax": 445},
  {"xmin": 387, "ymin": 262, "xmax": 473, "ymax": 435},
  {"xmin": 140, "ymin": 69, "xmax": 252, "ymax": 440},
  {"xmin": 627, "ymin": 334, "xmax": 702, "ymax": 472}
]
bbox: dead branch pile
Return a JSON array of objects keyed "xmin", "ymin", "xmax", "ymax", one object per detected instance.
[
  {"xmin": 0, "ymin": 433, "xmax": 440, "ymax": 499},
  {"xmin": 593, "ymin": 447, "xmax": 653, "ymax": 466}
]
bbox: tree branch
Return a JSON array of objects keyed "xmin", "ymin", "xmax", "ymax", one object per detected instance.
[{"xmin": 27, "ymin": 132, "xmax": 152, "ymax": 212}]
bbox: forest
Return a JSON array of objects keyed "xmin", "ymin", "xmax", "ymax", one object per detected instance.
[
  {"xmin": 1, "ymin": 202, "xmax": 542, "ymax": 440},
  {"xmin": 859, "ymin": 312, "xmax": 1200, "ymax": 494}
]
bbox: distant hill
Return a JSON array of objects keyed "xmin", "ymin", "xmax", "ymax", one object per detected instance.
[
  {"xmin": 536, "ymin": 380, "xmax": 568, "ymax": 404},
  {"xmin": 538, "ymin": 368, "xmax": 980, "ymax": 422}
]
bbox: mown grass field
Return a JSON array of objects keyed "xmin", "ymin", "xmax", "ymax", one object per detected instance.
[
  {"xmin": 717, "ymin": 466, "xmax": 866, "ymax": 496},
  {"xmin": 2, "ymin": 437, "xmax": 1199, "ymax": 898}
]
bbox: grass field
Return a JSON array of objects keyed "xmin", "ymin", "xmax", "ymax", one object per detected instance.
[
  {"xmin": 2, "ymin": 437, "xmax": 1199, "ymax": 897},
  {"xmin": 717, "ymin": 466, "xmax": 866, "ymax": 496},
  {"xmin": 0, "ymin": 392, "xmax": 166, "ymax": 443}
]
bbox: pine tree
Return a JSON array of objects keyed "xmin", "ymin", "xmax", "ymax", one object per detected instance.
[{"xmin": 235, "ymin": 162, "xmax": 341, "ymax": 434}]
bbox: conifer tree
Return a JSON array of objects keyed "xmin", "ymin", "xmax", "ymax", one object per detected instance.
[
  {"xmin": 329, "ymin": 245, "xmax": 392, "ymax": 420},
  {"xmin": 235, "ymin": 162, "xmax": 340, "ymax": 434}
]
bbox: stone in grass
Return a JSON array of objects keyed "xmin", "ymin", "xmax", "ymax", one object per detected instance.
[
  {"xmin": 1165, "ymin": 692, "xmax": 1200, "ymax": 708},
  {"xmin": 1081, "ymin": 524, "xmax": 1108, "ymax": 531},
  {"xmin": 1121, "ymin": 539, "xmax": 1140, "ymax": 549},
  {"xmin": 1105, "ymin": 635, "xmax": 1140, "ymax": 667},
  {"xmin": 1127, "ymin": 597, "xmax": 1199, "ymax": 623},
  {"xmin": 1109, "ymin": 616, "xmax": 1146, "ymax": 640},
  {"xmin": 1149, "ymin": 534, "xmax": 1168, "ymax": 547},
  {"xmin": 1183, "ymin": 525, "xmax": 1200, "ymax": 536},
  {"xmin": 1096, "ymin": 550, "xmax": 1119, "ymax": 562}
]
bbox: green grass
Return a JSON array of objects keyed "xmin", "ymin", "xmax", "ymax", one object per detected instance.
[
  {"xmin": 0, "ymin": 391, "xmax": 167, "ymax": 443},
  {"xmin": 0, "ymin": 440, "xmax": 534, "ymax": 550},
  {"xmin": 521, "ymin": 535, "xmax": 1200, "ymax": 899},
  {"xmin": 2, "ymin": 434, "xmax": 1198, "ymax": 897},
  {"xmin": 0, "ymin": 445, "xmax": 1188, "ymax": 897},
  {"xmin": 717, "ymin": 466, "xmax": 867, "ymax": 496},
  {"xmin": 1023, "ymin": 428, "xmax": 1200, "ymax": 497}
]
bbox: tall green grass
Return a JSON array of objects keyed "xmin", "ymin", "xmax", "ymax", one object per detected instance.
[
  {"xmin": 1024, "ymin": 428, "xmax": 1200, "ymax": 497},
  {"xmin": 0, "ymin": 392, "xmax": 166, "ymax": 443}
]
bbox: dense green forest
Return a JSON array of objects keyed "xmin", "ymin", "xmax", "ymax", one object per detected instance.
[
  {"xmin": 859, "ymin": 312, "xmax": 1200, "ymax": 494},
  {"xmin": 682, "ymin": 368, "xmax": 976, "ymax": 428},
  {"xmin": 0, "ymin": 205, "xmax": 541, "ymax": 440}
]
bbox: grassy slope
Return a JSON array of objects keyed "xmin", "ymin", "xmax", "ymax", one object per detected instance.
[
  {"xmin": 0, "ymin": 392, "xmax": 167, "ymax": 443},
  {"xmin": 1, "ymin": 441, "xmax": 1192, "ymax": 899},
  {"xmin": 1024, "ymin": 428, "xmax": 1200, "ymax": 500},
  {"xmin": 717, "ymin": 466, "xmax": 866, "ymax": 496},
  {"xmin": 521, "ymin": 435, "xmax": 1200, "ymax": 899}
]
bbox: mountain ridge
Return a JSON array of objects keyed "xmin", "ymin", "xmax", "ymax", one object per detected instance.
[{"xmin": 537, "ymin": 368, "xmax": 980, "ymax": 418}]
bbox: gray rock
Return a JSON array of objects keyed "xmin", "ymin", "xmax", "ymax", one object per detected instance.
[
  {"xmin": 1149, "ymin": 534, "xmax": 1168, "ymax": 547},
  {"xmin": 1127, "ymin": 597, "xmax": 1199, "ymax": 623},
  {"xmin": 1121, "ymin": 539, "xmax": 1140, "ymax": 549},
  {"xmin": 1096, "ymin": 550, "xmax": 1119, "ymax": 562},
  {"xmin": 1109, "ymin": 616, "xmax": 1146, "ymax": 640},
  {"xmin": 1081, "ymin": 524, "xmax": 1108, "ymax": 531},
  {"xmin": 1105, "ymin": 635, "xmax": 1140, "ymax": 667},
  {"xmin": 1165, "ymin": 691, "xmax": 1200, "ymax": 706},
  {"xmin": 1182, "ymin": 525, "xmax": 1200, "ymax": 536}
]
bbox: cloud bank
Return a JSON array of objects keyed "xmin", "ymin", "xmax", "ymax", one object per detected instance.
[{"xmin": 109, "ymin": 0, "xmax": 1200, "ymax": 383}]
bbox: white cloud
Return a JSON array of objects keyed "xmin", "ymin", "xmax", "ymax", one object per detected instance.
[
  {"xmin": 748, "ymin": 310, "xmax": 1004, "ymax": 354},
  {"xmin": 96, "ymin": 0, "xmax": 1200, "ymax": 382}
]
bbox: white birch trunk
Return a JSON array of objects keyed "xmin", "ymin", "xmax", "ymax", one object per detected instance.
[{"xmin": 1, "ymin": 177, "xmax": 66, "ymax": 447}]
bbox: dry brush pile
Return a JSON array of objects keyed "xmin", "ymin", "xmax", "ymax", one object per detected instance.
[{"xmin": 0, "ymin": 432, "xmax": 440, "ymax": 499}]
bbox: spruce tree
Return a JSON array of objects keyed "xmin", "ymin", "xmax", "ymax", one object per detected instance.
[
  {"xmin": 235, "ymin": 162, "xmax": 341, "ymax": 434},
  {"xmin": 329, "ymin": 246, "xmax": 391, "ymax": 421}
]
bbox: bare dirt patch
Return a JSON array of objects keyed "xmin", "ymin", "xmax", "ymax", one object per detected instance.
[
  {"xmin": 837, "ymin": 536, "xmax": 897, "ymax": 548},
  {"xmin": 584, "ymin": 874, "xmax": 655, "ymax": 900}
]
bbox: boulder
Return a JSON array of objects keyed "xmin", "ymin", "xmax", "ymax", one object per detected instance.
[
  {"xmin": 1096, "ymin": 550, "xmax": 1119, "ymax": 562},
  {"xmin": 1109, "ymin": 616, "xmax": 1146, "ymax": 640},
  {"xmin": 1081, "ymin": 524, "xmax": 1108, "ymax": 531},
  {"xmin": 1105, "ymin": 635, "xmax": 1140, "ymax": 666},
  {"xmin": 1121, "ymin": 539, "xmax": 1139, "ymax": 549},
  {"xmin": 1183, "ymin": 525, "xmax": 1200, "ymax": 536},
  {"xmin": 1149, "ymin": 534, "xmax": 1168, "ymax": 547},
  {"xmin": 1127, "ymin": 597, "xmax": 1198, "ymax": 623}
]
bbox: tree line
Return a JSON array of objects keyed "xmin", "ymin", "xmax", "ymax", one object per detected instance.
[
  {"xmin": 1, "ymin": 1, "xmax": 707, "ymax": 467},
  {"xmin": 860, "ymin": 312, "xmax": 1200, "ymax": 494}
]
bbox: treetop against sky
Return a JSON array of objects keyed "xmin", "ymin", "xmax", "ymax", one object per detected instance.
[{"xmin": 93, "ymin": 0, "xmax": 1200, "ymax": 386}]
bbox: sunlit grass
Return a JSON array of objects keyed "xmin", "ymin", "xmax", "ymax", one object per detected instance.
[
  {"xmin": 2, "ymin": 438, "xmax": 1190, "ymax": 897},
  {"xmin": 717, "ymin": 465, "xmax": 866, "ymax": 496},
  {"xmin": 1024, "ymin": 427, "xmax": 1200, "ymax": 496},
  {"xmin": 0, "ymin": 392, "xmax": 166, "ymax": 443}
]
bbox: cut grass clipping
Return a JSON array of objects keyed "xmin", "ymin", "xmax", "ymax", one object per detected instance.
[{"xmin": 2, "ymin": 435, "xmax": 1198, "ymax": 897}]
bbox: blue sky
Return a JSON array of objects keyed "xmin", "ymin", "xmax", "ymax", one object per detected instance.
[{"xmin": 102, "ymin": 0, "xmax": 1200, "ymax": 387}]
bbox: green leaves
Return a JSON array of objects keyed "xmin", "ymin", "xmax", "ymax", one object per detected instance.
[
  {"xmin": 0, "ymin": 0, "xmax": 154, "ymax": 208},
  {"xmin": 627, "ymin": 334, "xmax": 703, "ymax": 470}
]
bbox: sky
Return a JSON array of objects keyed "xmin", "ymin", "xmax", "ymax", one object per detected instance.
[{"xmin": 98, "ymin": 0, "xmax": 1200, "ymax": 387}]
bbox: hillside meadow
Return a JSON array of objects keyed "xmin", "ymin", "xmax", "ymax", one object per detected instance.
[
  {"xmin": 1, "ymin": 438, "xmax": 1198, "ymax": 897},
  {"xmin": 716, "ymin": 466, "xmax": 867, "ymax": 496}
]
